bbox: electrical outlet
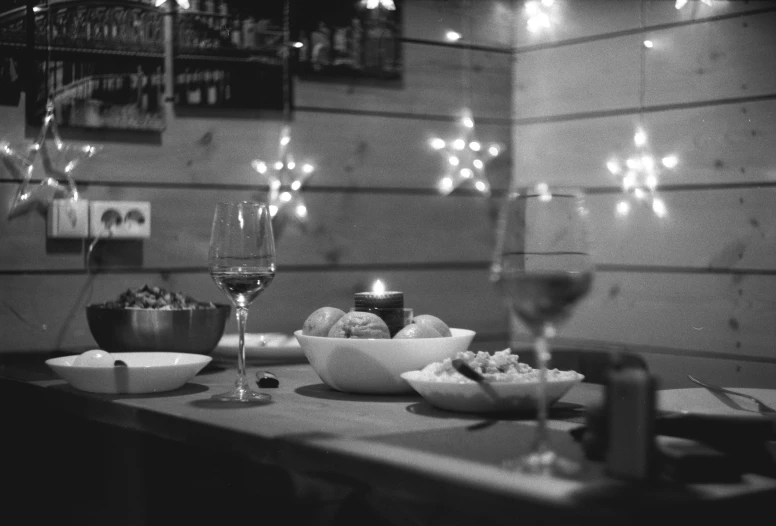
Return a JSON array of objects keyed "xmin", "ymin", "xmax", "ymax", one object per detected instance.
[
  {"xmin": 48, "ymin": 199, "xmax": 90, "ymax": 238},
  {"xmin": 89, "ymin": 200, "xmax": 151, "ymax": 239}
]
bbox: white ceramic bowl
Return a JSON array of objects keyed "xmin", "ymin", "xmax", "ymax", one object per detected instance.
[
  {"xmin": 294, "ymin": 328, "xmax": 476, "ymax": 394},
  {"xmin": 400, "ymin": 370, "xmax": 584, "ymax": 413},
  {"xmin": 46, "ymin": 352, "xmax": 212, "ymax": 394}
]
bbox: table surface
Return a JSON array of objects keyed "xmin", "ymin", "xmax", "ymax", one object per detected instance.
[{"xmin": 2, "ymin": 353, "xmax": 776, "ymax": 525}]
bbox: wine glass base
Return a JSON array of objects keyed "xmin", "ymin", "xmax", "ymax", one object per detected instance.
[
  {"xmin": 502, "ymin": 450, "xmax": 580, "ymax": 477},
  {"xmin": 211, "ymin": 387, "xmax": 272, "ymax": 404}
]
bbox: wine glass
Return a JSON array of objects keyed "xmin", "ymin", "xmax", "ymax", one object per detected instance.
[
  {"xmin": 208, "ymin": 202, "xmax": 276, "ymax": 403},
  {"xmin": 490, "ymin": 184, "xmax": 594, "ymax": 475}
]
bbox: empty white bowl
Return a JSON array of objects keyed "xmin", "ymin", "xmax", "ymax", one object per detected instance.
[
  {"xmin": 400, "ymin": 370, "xmax": 584, "ymax": 413},
  {"xmin": 46, "ymin": 352, "xmax": 212, "ymax": 394},
  {"xmin": 295, "ymin": 328, "xmax": 476, "ymax": 394}
]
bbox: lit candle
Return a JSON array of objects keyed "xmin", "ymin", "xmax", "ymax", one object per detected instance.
[{"xmin": 354, "ymin": 280, "xmax": 406, "ymax": 336}]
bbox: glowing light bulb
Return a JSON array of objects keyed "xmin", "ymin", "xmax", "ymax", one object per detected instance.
[
  {"xmin": 634, "ymin": 188, "xmax": 646, "ymax": 200},
  {"xmin": 287, "ymin": 161, "xmax": 296, "ymax": 170},
  {"xmin": 542, "ymin": 0, "xmax": 555, "ymax": 6},
  {"xmin": 634, "ymin": 129, "xmax": 647, "ymax": 147},
  {"xmin": 525, "ymin": 1, "xmax": 541, "ymax": 16},
  {"xmin": 295, "ymin": 204, "xmax": 308, "ymax": 218},
  {"xmin": 292, "ymin": 41, "xmax": 304, "ymax": 48},
  {"xmin": 302, "ymin": 164, "xmax": 314, "ymax": 173},
  {"xmin": 274, "ymin": 161, "xmax": 284, "ymax": 170},
  {"xmin": 662, "ymin": 155, "xmax": 678, "ymax": 168},
  {"xmin": 488, "ymin": 145, "xmax": 500, "ymax": 156},
  {"xmin": 280, "ymin": 191, "xmax": 292, "ymax": 203},
  {"xmin": 269, "ymin": 205, "xmax": 278, "ymax": 217},
  {"xmin": 623, "ymin": 171, "xmax": 637, "ymax": 190},
  {"xmin": 645, "ymin": 174, "xmax": 658, "ymax": 190},
  {"xmin": 474, "ymin": 180, "xmax": 488, "ymax": 193},
  {"xmin": 462, "ymin": 116, "xmax": 474, "ymax": 128},
  {"xmin": 439, "ymin": 177, "xmax": 454, "ymax": 193},
  {"xmin": 430, "ymin": 138, "xmax": 446, "ymax": 149},
  {"xmin": 607, "ymin": 160, "xmax": 621, "ymax": 174},
  {"xmin": 626, "ymin": 157, "xmax": 640, "ymax": 170},
  {"xmin": 469, "ymin": 141, "xmax": 481, "ymax": 151},
  {"xmin": 460, "ymin": 168, "xmax": 473, "ymax": 178},
  {"xmin": 448, "ymin": 156, "xmax": 460, "ymax": 166},
  {"xmin": 616, "ymin": 201, "xmax": 631, "ymax": 216},
  {"xmin": 643, "ymin": 40, "xmax": 653, "ymax": 48},
  {"xmin": 675, "ymin": 0, "xmax": 688, "ymax": 8},
  {"xmin": 652, "ymin": 198, "xmax": 667, "ymax": 217},
  {"xmin": 280, "ymin": 136, "xmax": 291, "ymax": 146},
  {"xmin": 453, "ymin": 139, "xmax": 465, "ymax": 150},
  {"xmin": 446, "ymin": 31, "xmax": 461, "ymax": 41},
  {"xmin": 536, "ymin": 183, "xmax": 552, "ymax": 202},
  {"xmin": 641, "ymin": 155, "xmax": 655, "ymax": 171},
  {"xmin": 473, "ymin": 159, "xmax": 484, "ymax": 169},
  {"xmin": 291, "ymin": 180, "xmax": 302, "ymax": 191}
]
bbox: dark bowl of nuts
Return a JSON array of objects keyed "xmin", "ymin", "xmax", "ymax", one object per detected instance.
[{"xmin": 86, "ymin": 285, "xmax": 231, "ymax": 354}]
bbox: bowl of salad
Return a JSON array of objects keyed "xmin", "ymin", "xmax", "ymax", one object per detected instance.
[{"xmin": 86, "ymin": 285, "xmax": 230, "ymax": 354}]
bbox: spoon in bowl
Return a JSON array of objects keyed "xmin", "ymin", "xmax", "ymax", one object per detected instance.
[{"xmin": 452, "ymin": 359, "xmax": 499, "ymax": 401}]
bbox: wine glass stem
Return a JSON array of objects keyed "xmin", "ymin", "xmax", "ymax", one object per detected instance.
[
  {"xmin": 533, "ymin": 333, "xmax": 551, "ymax": 454},
  {"xmin": 235, "ymin": 306, "xmax": 249, "ymax": 391}
]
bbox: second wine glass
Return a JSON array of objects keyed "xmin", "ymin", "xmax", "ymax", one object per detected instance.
[
  {"xmin": 491, "ymin": 184, "xmax": 594, "ymax": 475},
  {"xmin": 208, "ymin": 201, "xmax": 276, "ymax": 403}
]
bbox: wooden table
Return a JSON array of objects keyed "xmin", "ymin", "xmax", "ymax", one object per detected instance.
[{"xmin": 2, "ymin": 354, "xmax": 775, "ymax": 526}]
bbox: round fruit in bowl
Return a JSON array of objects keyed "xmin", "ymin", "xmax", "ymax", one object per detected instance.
[
  {"xmin": 302, "ymin": 306, "xmax": 346, "ymax": 337},
  {"xmin": 86, "ymin": 285, "xmax": 230, "ymax": 354}
]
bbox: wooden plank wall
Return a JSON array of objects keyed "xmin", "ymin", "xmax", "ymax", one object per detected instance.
[
  {"xmin": 0, "ymin": 2, "xmax": 514, "ymax": 352},
  {"xmin": 3, "ymin": 0, "xmax": 776, "ymax": 389},
  {"xmin": 510, "ymin": 0, "xmax": 776, "ymax": 387}
]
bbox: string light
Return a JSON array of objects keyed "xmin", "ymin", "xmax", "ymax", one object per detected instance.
[
  {"xmin": 675, "ymin": 0, "xmax": 713, "ymax": 9},
  {"xmin": 431, "ymin": 109, "xmax": 500, "ymax": 195},
  {"xmin": 361, "ymin": 0, "xmax": 396, "ymax": 10},
  {"xmin": 525, "ymin": 0, "xmax": 556, "ymax": 34},
  {"xmin": 446, "ymin": 31, "xmax": 462, "ymax": 42},
  {"xmin": 154, "ymin": 0, "xmax": 190, "ymax": 8},
  {"xmin": 1, "ymin": 2, "xmax": 100, "ymax": 219}
]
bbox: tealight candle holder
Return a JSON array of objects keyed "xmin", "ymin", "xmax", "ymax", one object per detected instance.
[{"xmin": 353, "ymin": 284, "xmax": 411, "ymax": 337}]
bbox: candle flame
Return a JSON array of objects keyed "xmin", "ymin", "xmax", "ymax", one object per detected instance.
[{"xmin": 372, "ymin": 280, "xmax": 386, "ymax": 294}]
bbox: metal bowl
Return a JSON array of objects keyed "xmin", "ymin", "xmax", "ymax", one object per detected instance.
[{"xmin": 86, "ymin": 304, "xmax": 231, "ymax": 354}]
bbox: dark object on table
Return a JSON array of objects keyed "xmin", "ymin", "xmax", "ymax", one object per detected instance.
[
  {"xmin": 257, "ymin": 371, "xmax": 279, "ymax": 388},
  {"xmin": 86, "ymin": 303, "xmax": 231, "ymax": 354},
  {"xmin": 657, "ymin": 436, "xmax": 742, "ymax": 483}
]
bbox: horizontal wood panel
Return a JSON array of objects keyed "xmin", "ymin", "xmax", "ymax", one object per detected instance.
[
  {"xmin": 0, "ymin": 187, "xmax": 500, "ymax": 270},
  {"xmin": 564, "ymin": 271, "xmax": 776, "ymax": 359},
  {"xmin": 0, "ymin": 269, "xmax": 506, "ymax": 352},
  {"xmin": 0, "ymin": 103, "xmax": 511, "ymax": 188},
  {"xmin": 512, "ymin": 99, "xmax": 776, "ymax": 187},
  {"xmin": 513, "ymin": 11, "xmax": 776, "ymax": 120}
]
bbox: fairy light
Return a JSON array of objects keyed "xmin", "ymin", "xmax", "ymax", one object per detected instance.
[
  {"xmin": 446, "ymin": 31, "xmax": 462, "ymax": 41},
  {"xmin": 361, "ymin": 0, "xmax": 396, "ymax": 10},
  {"xmin": 675, "ymin": 0, "xmax": 713, "ymax": 9},
  {"xmin": 525, "ymin": 0, "xmax": 556, "ymax": 34},
  {"xmin": 155, "ymin": 0, "xmax": 190, "ymax": 8},
  {"xmin": 252, "ymin": 2, "xmax": 315, "ymax": 224}
]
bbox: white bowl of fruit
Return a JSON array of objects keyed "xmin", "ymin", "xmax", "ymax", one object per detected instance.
[{"xmin": 295, "ymin": 307, "xmax": 475, "ymax": 394}]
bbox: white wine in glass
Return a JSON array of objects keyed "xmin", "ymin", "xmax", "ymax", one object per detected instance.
[
  {"xmin": 208, "ymin": 202, "xmax": 276, "ymax": 403},
  {"xmin": 491, "ymin": 184, "xmax": 594, "ymax": 475}
]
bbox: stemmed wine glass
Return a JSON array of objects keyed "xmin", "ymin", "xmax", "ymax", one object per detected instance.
[
  {"xmin": 490, "ymin": 184, "xmax": 594, "ymax": 475},
  {"xmin": 208, "ymin": 202, "xmax": 276, "ymax": 403}
]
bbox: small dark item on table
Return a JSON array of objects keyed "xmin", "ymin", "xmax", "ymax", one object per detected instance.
[
  {"xmin": 354, "ymin": 291, "xmax": 405, "ymax": 337},
  {"xmin": 257, "ymin": 371, "xmax": 279, "ymax": 388}
]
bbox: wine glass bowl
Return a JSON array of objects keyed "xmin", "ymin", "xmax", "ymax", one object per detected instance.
[
  {"xmin": 208, "ymin": 202, "xmax": 276, "ymax": 403},
  {"xmin": 491, "ymin": 184, "xmax": 594, "ymax": 475}
]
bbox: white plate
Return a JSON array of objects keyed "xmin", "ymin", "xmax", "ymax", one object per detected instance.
[
  {"xmin": 400, "ymin": 370, "xmax": 584, "ymax": 413},
  {"xmin": 214, "ymin": 333, "xmax": 305, "ymax": 361},
  {"xmin": 46, "ymin": 352, "xmax": 211, "ymax": 394},
  {"xmin": 658, "ymin": 387, "xmax": 776, "ymax": 419}
]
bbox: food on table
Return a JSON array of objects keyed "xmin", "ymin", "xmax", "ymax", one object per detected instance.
[
  {"xmin": 73, "ymin": 349, "xmax": 116, "ymax": 367},
  {"xmin": 411, "ymin": 314, "xmax": 452, "ymax": 337},
  {"xmin": 415, "ymin": 349, "xmax": 583, "ymax": 384},
  {"xmin": 327, "ymin": 311, "xmax": 391, "ymax": 339},
  {"xmin": 302, "ymin": 306, "xmax": 346, "ymax": 336},
  {"xmin": 100, "ymin": 285, "xmax": 216, "ymax": 310},
  {"xmin": 393, "ymin": 323, "xmax": 442, "ymax": 339}
]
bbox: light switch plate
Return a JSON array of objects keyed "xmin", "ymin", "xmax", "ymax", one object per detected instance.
[{"xmin": 48, "ymin": 199, "xmax": 90, "ymax": 238}]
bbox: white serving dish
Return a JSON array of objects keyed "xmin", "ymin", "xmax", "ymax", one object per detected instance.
[
  {"xmin": 400, "ymin": 370, "xmax": 584, "ymax": 413},
  {"xmin": 46, "ymin": 352, "xmax": 212, "ymax": 394},
  {"xmin": 294, "ymin": 328, "xmax": 476, "ymax": 394}
]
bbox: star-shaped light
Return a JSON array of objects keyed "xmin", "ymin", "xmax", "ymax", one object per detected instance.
[
  {"xmin": 430, "ymin": 108, "xmax": 500, "ymax": 196},
  {"xmin": 154, "ymin": 0, "xmax": 190, "ymax": 8},
  {"xmin": 606, "ymin": 126, "xmax": 677, "ymax": 218},
  {"xmin": 1, "ymin": 98, "xmax": 100, "ymax": 219},
  {"xmin": 252, "ymin": 125, "xmax": 315, "ymax": 223},
  {"xmin": 675, "ymin": 0, "xmax": 713, "ymax": 9}
]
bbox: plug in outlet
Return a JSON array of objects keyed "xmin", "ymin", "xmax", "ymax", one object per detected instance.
[
  {"xmin": 89, "ymin": 201, "xmax": 151, "ymax": 239},
  {"xmin": 48, "ymin": 199, "xmax": 90, "ymax": 238}
]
